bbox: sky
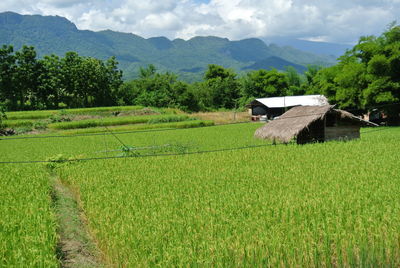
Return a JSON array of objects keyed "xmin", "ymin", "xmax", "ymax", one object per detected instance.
[{"xmin": 0, "ymin": 0, "xmax": 399, "ymax": 44}]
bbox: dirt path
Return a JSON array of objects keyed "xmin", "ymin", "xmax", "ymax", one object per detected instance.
[{"xmin": 51, "ymin": 177, "xmax": 103, "ymax": 267}]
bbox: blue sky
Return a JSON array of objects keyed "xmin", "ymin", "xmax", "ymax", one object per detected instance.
[{"xmin": 0, "ymin": 0, "xmax": 398, "ymax": 44}]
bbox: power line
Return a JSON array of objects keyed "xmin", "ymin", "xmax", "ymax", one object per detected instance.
[
  {"xmin": 0, "ymin": 121, "xmax": 254, "ymax": 141},
  {"xmin": 1, "ymin": 102, "xmax": 398, "ymax": 142},
  {"xmin": 0, "ymin": 143, "xmax": 279, "ymax": 165},
  {"xmin": 0, "ymin": 126, "xmax": 394, "ymax": 165}
]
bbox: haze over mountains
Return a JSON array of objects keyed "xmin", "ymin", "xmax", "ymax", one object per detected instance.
[{"xmin": 0, "ymin": 12, "xmax": 346, "ymax": 81}]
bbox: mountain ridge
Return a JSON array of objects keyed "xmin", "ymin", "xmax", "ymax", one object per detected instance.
[{"xmin": 0, "ymin": 12, "xmax": 336, "ymax": 81}]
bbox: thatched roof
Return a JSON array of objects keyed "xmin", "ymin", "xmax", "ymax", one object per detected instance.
[{"xmin": 254, "ymin": 105, "xmax": 377, "ymax": 143}]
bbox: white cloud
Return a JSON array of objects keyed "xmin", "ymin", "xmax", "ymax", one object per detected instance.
[{"xmin": 0, "ymin": 0, "xmax": 399, "ymax": 43}]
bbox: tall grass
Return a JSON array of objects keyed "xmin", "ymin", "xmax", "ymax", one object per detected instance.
[
  {"xmin": 54, "ymin": 127, "xmax": 400, "ymax": 266},
  {"xmin": 0, "ymin": 165, "xmax": 58, "ymax": 267},
  {"xmin": 2, "ymin": 119, "xmax": 35, "ymax": 128},
  {"xmin": 59, "ymin": 120, "xmax": 214, "ymax": 135},
  {"xmin": 5, "ymin": 106, "xmax": 144, "ymax": 120},
  {"xmin": 48, "ymin": 115, "xmax": 191, "ymax": 130},
  {"xmin": 1, "ymin": 124, "xmax": 399, "ymax": 266}
]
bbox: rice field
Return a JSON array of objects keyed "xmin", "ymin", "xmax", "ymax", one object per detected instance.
[
  {"xmin": 47, "ymin": 114, "xmax": 192, "ymax": 130},
  {"xmin": 1, "ymin": 112, "xmax": 400, "ymax": 266},
  {"xmin": 0, "ymin": 165, "xmax": 58, "ymax": 267}
]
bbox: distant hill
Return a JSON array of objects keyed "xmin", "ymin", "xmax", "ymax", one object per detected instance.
[
  {"xmin": 0, "ymin": 12, "xmax": 336, "ymax": 81},
  {"xmin": 242, "ymin": 56, "xmax": 307, "ymax": 73},
  {"xmin": 264, "ymin": 37, "xmax": 353, "ymax": 58}
]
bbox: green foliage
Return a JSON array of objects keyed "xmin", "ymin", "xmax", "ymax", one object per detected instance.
[
  {"xmin": 118, "ymin": 65, "xmax": 200, "ymax": 111},
  {"xmin": 0, "ymin": 104, "xmax": 6, "ymax": 128},
  {"xmin": 195, "ymin": 64, "xmax": 240, "ymax": 109},
  {"xmin": 48, "ymin": 110, "xmax": 71, "ymax": 123},
  {"xmin": 309, "ymin": 23, "xmax": 400, "ymax": 123},
  {"xmin": 45, "ymin": 154, "xmax": 81, "ymax": 170},
  {"xmin": 240, "ymin": 68, "xmax": 289, "ymax": 105},
  {"xmin": 0, "ymin": 46, "xmax": 123, "ymax": 111}
]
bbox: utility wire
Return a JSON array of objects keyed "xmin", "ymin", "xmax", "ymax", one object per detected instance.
[
  {"xmin": 0, "ymin": 126, "xmax": 394, "ymax": 165},
  {"xmin": 0, "ymin": 102, "xmax": 398, "ymax": 142},
  {"xmin": 0, "ymin": 143, "xmax": 280, "ymax": 165},
  {"xmin": 0, "ymin": 121, "xmax": 254, "ymax": 141},
  {"xmin": 102, "ymin": 123, "xmax": 128, "ymax": 148}
]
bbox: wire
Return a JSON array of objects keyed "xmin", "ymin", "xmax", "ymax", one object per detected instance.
[
  {"xmin": 0, "ymin": 143, "xmax": 280, "ymax": 165},
  {"xmin": 0, "ymin": 126, "xmax": 395, "ymax": 165},
  {"xmin": 102, "ymin": 123, "xmax": 128, "ymax": 148},
  {"xmin": 0, "ymin": 121, "xmax": 254, "ymax": 141},
  {"xmin": 0, "ymin": 102, "xmax": 397, "ymax": 142}
]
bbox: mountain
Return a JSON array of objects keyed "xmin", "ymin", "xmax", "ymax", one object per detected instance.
[
  {"xmin": 0, "ymin": 12, "xmax": 336, "ymax": 81},
  {"xmin": 264, "ymin": 37, "xmax": 353, "ymax": 58},
  {"xmin": 242, "ymin": 56, "xmax": 307, "ymax": 73}
]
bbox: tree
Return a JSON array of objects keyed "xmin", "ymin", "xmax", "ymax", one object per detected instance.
[
  {"xmin": 131, "ymin": 65, "xmax": 177, "ymax": 108},
  {"xmin": 14, "ymin": 45, "xmax": 41, "ymax": 109},
  {"xmin": 37, "ymin": 55, "xmax": 65, "ymax": 108},
  {"xmin": 308, "ymin": 23, "xmax": 400, "ymax": 123},
  {"xmin": 61, "ymin": 51, "xmax": 83, "ymax": 107},
  {"xmin": 0, "ymin": 45, "xmax": 16, "ymax": 109},
  {"xmin": 240, "ymin": 69, "xmax": 289, "ymax": 106},
  {"xmin": 202, "ymin": 64, "xmax": 240, "ymax": 109},
  {"xmin": 285, "ymin": 66, "xmax": 304, "ymax": 96},
  {"xmin": 0, "ymin": 103, "xmax": 6, "ymax": 130}
]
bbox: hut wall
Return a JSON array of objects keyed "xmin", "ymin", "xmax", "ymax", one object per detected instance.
[
  {"xmin": 296, "ymin": 119, "xmax": 325, "ymax": 144},
  {"xmin": 325, "ymin": 126, "xmax": 360, "ymax": 141}
]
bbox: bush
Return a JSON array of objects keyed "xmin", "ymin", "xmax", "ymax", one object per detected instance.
[
  {"xmin": 0, "ymin": 104, "xmax": 6, "ymax": 129},
  {"xmin": 49, "ymin": 110, "xmax": 71, "ymax": 123}
]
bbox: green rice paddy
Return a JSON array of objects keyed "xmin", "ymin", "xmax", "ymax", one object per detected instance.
[{"xmin": 1, "ymin": 107, "xmax": 399, "ymax": 266}]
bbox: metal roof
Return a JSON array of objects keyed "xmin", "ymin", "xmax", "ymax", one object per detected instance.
[{"xmin": 255, "ymin": 95, "xmax": 329, "ymax": 108}]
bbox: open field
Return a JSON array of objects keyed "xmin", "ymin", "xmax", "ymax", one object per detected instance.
[{"xmin": 1, "ymin": 108, "xmax": 400, "ymax": 266}]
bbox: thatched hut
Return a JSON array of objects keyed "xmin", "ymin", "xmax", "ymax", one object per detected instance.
[{"xmin": 254, "ymin": 105, "xmax": 378, "ymax": 144}]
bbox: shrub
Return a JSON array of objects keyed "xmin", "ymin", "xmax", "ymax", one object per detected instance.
[{"xmin": 0, "ymin": 105, "xmax": 6, "ymax": 129}]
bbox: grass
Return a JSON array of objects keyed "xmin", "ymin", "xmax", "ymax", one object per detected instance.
[
  {"xmin": 5, "ymin": 106, "xmax": 184, "ymax": 120},
  {"xmin": 51, "ymin": 175, "xmax": 101, "ymax": 267},
  {"xmin": 191, "ymin": 111, "xmax": 250, "ymax": 124},
  {"xmin": 1, "ymin": 114, "xmax": 399, "ymax": 266},
  {"xmin": 2, "ymin": 119, "xmax": 35, "ymax": 128},
  {"xmin": 47, "ymin": 115, "xmax": 192, "ymax": 130},
  {"xmin": 53, "ymin": 127, "xmax": 400, "ymax": 266},
  {"xmin": 58, "ymin": 120, "xmax": 214, "ymax": 135},
  {"xmin": 5, "ymin": 106, "xmax": 145, "ymax": 120},
  {"xmin": 0, "ymin": 165, "xmax": 59, "ymax": 267}
]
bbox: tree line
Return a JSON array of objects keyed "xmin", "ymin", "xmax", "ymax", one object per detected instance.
[
  {"xmin": 0, "ymin": 44, "xmax": 309, "ymax": 112},
  {"xmin": 0, "ymin": 24, "xmax": 399, "ymax": 122},
  {"xmin": 0, "ymin": 45, "xmax": 123, "ymax": 110}
]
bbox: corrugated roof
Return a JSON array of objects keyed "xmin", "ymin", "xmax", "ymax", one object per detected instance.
[{"xmin": 255, "ymin": 95, "xmax": 329, "ymax": 108}]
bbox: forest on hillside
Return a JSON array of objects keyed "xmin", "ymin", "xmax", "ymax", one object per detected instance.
[{"xmin": 1, "ymin": 24, "xmax": 399, "ymax": 125}]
